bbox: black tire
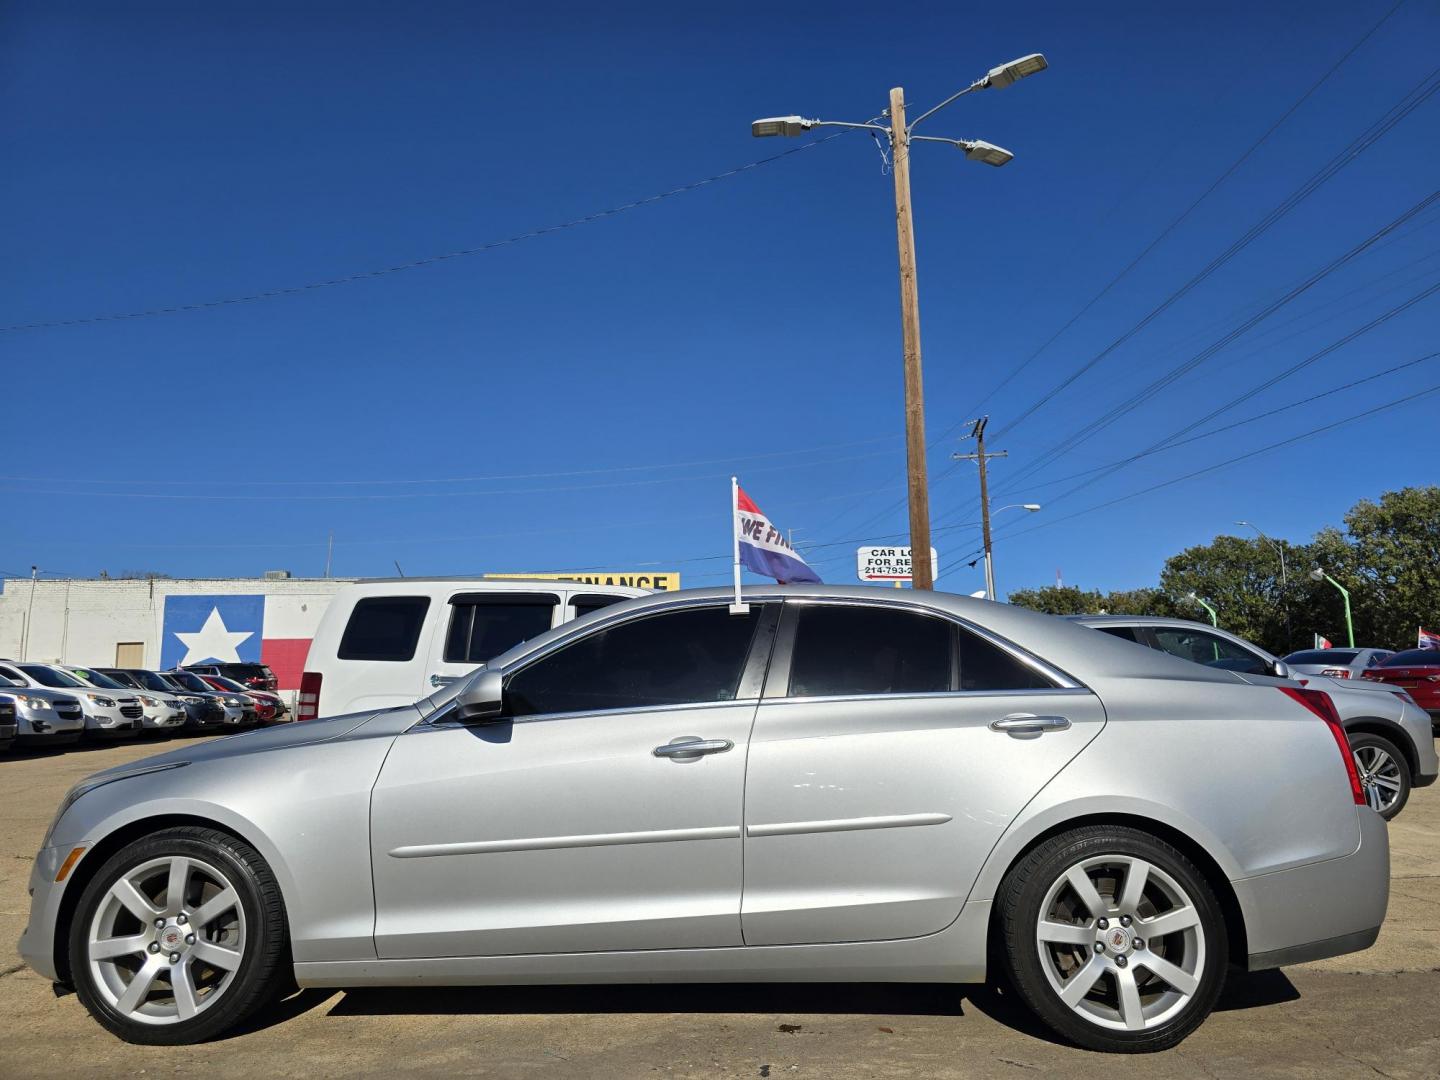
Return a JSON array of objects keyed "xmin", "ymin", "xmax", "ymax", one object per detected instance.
[
  {"xmin": 997, "ymin": 825, "xmax": 1228, "ymax": 1053},
  {"xmin": 1347, "ymin": 731, "xmax": 1411, "ymax": 820},
  {"xmin": 69, "ymin": 826, "xmax": 290, "ymax": 1044}
]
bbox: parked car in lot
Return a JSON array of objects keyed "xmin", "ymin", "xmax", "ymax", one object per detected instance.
[
  {"xmin": 0, "ymin": 661, "xmax": 141, "ymax": 740},
  {"xmin": 1281, "ymin": 647, "xmax": 1394, "ymax": 680},
  {"xmin": 98, "ymin": 669, "xmax": 228, "ymax": 732},
  {"xmin": 62, "ymin": 666, "xmax": 187, "ymax": 734},
  {"xmin": 1071, "ymin": 616, "xmax": 1437, "ymax": 819},
  {"xmin": 0, "ymin": 696, "xmax": 16, "ymax": 752},
  {"xmin": 181, "ymin": 662, "xmax": 278, "ymax": 694},
  {"xmin": 0, "ymin": 683, "xmax": 86, "ymax": 746},
  {"xmin": 162, "ymin": 670, "xmax": 256, "ymax": 726},
  {"xmin": 194, "ymin": 674, "xmax": 288, "ymax": 724},
  {"xmin": 297, "ymin": 578, "xmax": 646, "ymax": 721},
  {"xmin": 24, "ymin": 586, "xmax": 1387, "ymax": 1052},
  {"xmin": 1363, "ymin": 649, "xmax": 1440, "ymax": 730}
]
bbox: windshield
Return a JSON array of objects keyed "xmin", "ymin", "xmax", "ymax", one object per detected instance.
[
  {"xmin": 1381, "ymin": 649, "xmax": 1440, "ymax": 667},
  {"xmin": 129, "ymin": 670, "xmax": 180, "ymax": 692},
  {"xmin": 206, "ymin": 675, "xmax": 249, "ymax": 692},
  {"xmin": 166, "ymin": 671, "xmax": 212, "ymax": 692},
  {"xmin": 19, "ymin": 664, "xmax": 86, "ymax": 688},
  {"xmin": 68, "ymin": 667, "xmax": 128, "ymax": 689},
  {"xmin": 1283, "ymin": 650, "xmax": 1359, "ymax": 665}
]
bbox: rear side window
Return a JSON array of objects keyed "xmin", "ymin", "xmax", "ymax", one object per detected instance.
[
  {"xmin": 338, "ymin": 596, "xmax": 432, "ymax": 662},
  {"xmin": 1094, "ymin": 625, "xmax": 1141, "ymax": 644},
  {"xmin": 570, "ymin": 594, "xmax": 628, "ymax": 619},
  {"xmin": 958, "ymin": 630, "xmax": 1055, "ymax": 691},
  {"xmin": 788, "ymin": 605, "xmax": 953, "ymax": 697},
  {"xmin": 444, "ymin": 596, "xmax": 557, "ymax": 664}
]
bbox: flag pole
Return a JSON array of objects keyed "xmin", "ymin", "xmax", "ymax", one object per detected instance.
[{"xmin": 730, "ymin": 476, "xmax": 748, "ymax": 615}]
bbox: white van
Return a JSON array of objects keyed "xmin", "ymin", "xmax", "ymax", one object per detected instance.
[{"xmin": 297, "ymin": 578, "xmax": 647, "ymax": 720}]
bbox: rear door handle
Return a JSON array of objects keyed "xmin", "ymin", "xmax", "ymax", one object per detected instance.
[
  {"xmin": 989, "ymin": 713, "xmax": 1071, "ymax": 735},
  {"xmin": 653, "ymin": 736, "xmax": 734, "ymax": 760}
]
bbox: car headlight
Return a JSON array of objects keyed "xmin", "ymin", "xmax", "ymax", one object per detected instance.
[
  {"xmin": 223, "ymin": 696, "xmax": 243, "ymax": 707},
  {"xmin": 137, "ymin": 694, "xmax": 158, "ymax": 707},
  {"xmin": 88, "ymin": 695, "xmax": 117, "ymax": 708},
  {"xmin": 45, "ymin": 762, "xmax": 189, "ymax": 846},
  {"xmin": 181, "ymin": 695, "xmax": 202, "ymax": 705},
  {"xmin": 17, "ymin": 694, "xmax": 52, "ymax": 709}
]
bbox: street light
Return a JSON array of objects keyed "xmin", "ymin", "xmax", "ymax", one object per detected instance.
[
  {"xmin": 1186, "ymin": 591, "xmax": 1219, "ymax": 627},
  {"xmin": 1310, "ymin": 566, "xmax": 1355, "ymax": 648},
  {"xmin": 752, "ymin": 53, "xmax": 1048, "ymax": 590},
  {"xmin": 979, "ymin": 503, "xmax": 1042, "ymax": 599},
  {"xmin": 1237, "ymin": 519, "xmax": 1291, "ymax": 652}
]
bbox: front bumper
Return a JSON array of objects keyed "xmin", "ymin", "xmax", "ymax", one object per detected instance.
[
  {"xmin": 1237, "ymin": 807, "xmax": 1388, "ymax": 971},
  {"xmin": 18, "ymin": 844, "xmax": 70, "ymax": 982}
]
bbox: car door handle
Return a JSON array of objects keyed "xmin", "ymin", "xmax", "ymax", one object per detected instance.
[
  {"xmin": 429, "ymin": 674, "xmax": 460, "ymax": 688},
  {"xmin": 989, "ymin": 713, "xmax": 1071, "ymax": 735},
  {"xmin": 653, "ymin": 736, "xmax": 734, "ymax": 760}
]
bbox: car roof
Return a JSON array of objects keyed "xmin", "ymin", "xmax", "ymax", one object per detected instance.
[{"xmin": 467, "ymin": 585, "xmax": 1246, "ymax": 692}]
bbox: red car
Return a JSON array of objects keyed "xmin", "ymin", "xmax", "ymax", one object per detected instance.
[
  {"xmin": 1364, "ymin": 648, "xmax": 1440, "ymax": 731},
  {"xmin": 196, "ymin": 674, "xmax": 287, "ymax": 724}
]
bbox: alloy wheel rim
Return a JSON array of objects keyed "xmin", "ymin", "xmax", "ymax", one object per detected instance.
[
  {"xmin": 1353, "ymin": 745, "xmax": 1403, "ymax": 813},
  {"xmin": 1035, "ymin": 854, "xmax": 1205, "ymax": 1032},
  {"xmin": 87, "ymin": 855, "xmax": 246, "ymax": 1025}
]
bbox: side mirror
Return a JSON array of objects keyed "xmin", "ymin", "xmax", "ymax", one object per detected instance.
[
  {"xmin": 1271, "ymin": 660, "xmax": 1291, "ymax": 680},
  {"xmin": 454, "ymin": 669, "xmax": 505, "ymax": 725}
]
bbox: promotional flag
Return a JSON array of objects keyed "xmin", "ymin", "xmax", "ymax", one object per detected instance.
[
  {"xmin": 1419, "ymin": 627, "xmax": 1440, "ymax": 650},
  {"xmin": 734, "ymin": 483, "xmax": 821, "ymax": 585},
  {"xmin": 1313, "ymin": 634, "xmax": 1333, "ymax": 650}
]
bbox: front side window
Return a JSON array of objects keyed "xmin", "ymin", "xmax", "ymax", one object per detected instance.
[
  {"xmin": 444, "ymin": 596, "xmax": 557, "ymax": 664},
  {"xmin": 1150, "ymin": 628, "xmax": 1266, "ymax": 673},
  {"xmin": 787, "ymin": 605, "xmax": 953, "ymax": 697},
  {"xmin": 505, "ymin": 605, "xmax": 767, "ymax": 717},
  {"xmin": 338, "ymin": 596, "xmax": 432, "ymax": 662}
]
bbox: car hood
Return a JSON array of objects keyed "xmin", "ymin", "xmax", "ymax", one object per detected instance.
[
  {"xmin": 82, "ymin": 709, "xmax": 393, "ymax": 781},
  {"xmin": 0, "ymin": 686, "xmax": 82, "ymax": 705}
]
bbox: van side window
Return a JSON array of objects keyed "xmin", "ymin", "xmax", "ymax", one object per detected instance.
[
  {"xmin": 444, "ymin": 596, "xmax": 558, "ymax": 664},
  {"xmin": 338, "ymin": 597, "xmax": 432, "ymax": 662},
  {"xmin": 570, "ymin": 594, "xmax": 628, "ymax": 619}
]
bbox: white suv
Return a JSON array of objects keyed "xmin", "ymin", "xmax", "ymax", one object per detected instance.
[
  {"xmin": 299, "ymin": 578, "xmax": 648, "ymax": 720},
  {"xmin": 0, "ymin": 661, "xmax": 142, "ymax": 739},
  {"xmin": 63, "ymin": 665, "xmax": 187, "ymax": 733}
]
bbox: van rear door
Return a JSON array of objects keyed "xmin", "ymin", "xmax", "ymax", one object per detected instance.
[{"xmin": 421, "ymin": 590, "xmax": 563, "ymax": 696}]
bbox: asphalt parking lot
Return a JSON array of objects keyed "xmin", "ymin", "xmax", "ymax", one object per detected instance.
[{"xmin": 2, "ymin": 736, "xmax": 1437, "ymax": 1079}]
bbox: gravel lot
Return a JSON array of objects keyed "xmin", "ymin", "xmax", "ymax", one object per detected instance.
[{"xmin": 2, "ymin": 734, "xmax": 1437, "ymax": 1078}]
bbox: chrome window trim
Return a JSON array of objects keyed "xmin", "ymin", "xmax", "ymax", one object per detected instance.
[
  {"xmin": 419, "ymin": 695, "xmax": 761, "ymax": 731},
  {"xmin": 755, "ymin": 686, "xmax": 1096, "ymax": 709}
]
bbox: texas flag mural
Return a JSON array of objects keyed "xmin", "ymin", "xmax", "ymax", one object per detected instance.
[
  {"xmin": 735, "ymin": 484, "xmax": 822, "ymax": 584},
  {"xmin": 160, "ymin": 594, "xmax": 313, "ymax": 690}
]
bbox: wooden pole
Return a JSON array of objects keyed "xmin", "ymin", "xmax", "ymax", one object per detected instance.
[
  {"xmin": 976, "ymin": 424, "xmax": 996, "ymax": 601},
  {"xmin": 889, "ymin": 87, "xmax": 934, "ymax": 590}
]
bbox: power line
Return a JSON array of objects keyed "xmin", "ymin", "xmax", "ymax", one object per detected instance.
[
  {"xmin": 963, "ymin": 0, "xmax": 1410, "ymax": 420},
  {"xmin": 989, "ymin": 65, "xmax": 1440, "ymax": 446},
  {"xmin": 0, "ymin": 133, "xmax": 851, "ymax": 335}
]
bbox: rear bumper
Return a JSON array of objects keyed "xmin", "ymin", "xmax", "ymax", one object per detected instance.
[{"xmin": 1237, "ymin": 807, "xmax": 1388, "ymax": 971}]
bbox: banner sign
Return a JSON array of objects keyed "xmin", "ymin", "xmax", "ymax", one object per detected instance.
[
  {"xmin": 1419, "ymin": 627, "xmax": 1440, "ymax": 650},
  {"xmin": 857, "ymin": 546, "xmax": 939, "ymax": 582},
  {"xmin": 736, "ymin": 486, "xmax": 821, "ymax": 584},
  {"xmin": 484, "ymin": 572, "xmax": 680, "ymax": 591}
]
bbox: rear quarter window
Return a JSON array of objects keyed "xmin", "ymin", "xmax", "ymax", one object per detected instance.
[{"xmin": 338, "ymin": 596, "xmax": 432, "ymax": 662}]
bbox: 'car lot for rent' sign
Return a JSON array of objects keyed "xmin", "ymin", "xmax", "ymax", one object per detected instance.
[{"xmin": 856, "ymin": 547, "xmax": 938, "ymax": 582}]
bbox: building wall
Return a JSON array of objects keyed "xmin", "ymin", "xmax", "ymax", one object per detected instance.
[{"xmin": 0, "ymin": 577, "xmax": 355, "ymax": 690}]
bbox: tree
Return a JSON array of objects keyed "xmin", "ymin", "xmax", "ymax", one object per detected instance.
[{"xmin": 1008, "ymin": 586, "xmax": 1106, "ymax": 616}]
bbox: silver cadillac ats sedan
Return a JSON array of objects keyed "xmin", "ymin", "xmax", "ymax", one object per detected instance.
[{"xmin": 19, "ymin": 586, "xmax": 1387, "ymax": 1053}]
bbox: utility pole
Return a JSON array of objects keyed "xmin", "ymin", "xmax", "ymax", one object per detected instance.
[
  {"xmin": 324, "ymin": 531, "xmax": 334, "ymax": 578},
  {"xmin": 20, "ymin": 565, "xmax": 39, "ymax": 661},
  {"xmin": 889, "ymin": 87, "xmax": 934, "ymax": 590},
  {"xmin": 750, "ymin": 53, "xmax": 1047, "ymax": 592},
  {"xmin": 954, "ymin": 418, "xmax": 1007, "ymax": 600}
]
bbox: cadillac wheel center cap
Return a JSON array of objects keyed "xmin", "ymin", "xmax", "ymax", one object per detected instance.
[
  {"xmin": 1106, "ymin": 926, "xmax": 1132, "ymax": 953},
  {"xmin": 161, "ymin": 926, "xmax": 185, "ymax": 950}
]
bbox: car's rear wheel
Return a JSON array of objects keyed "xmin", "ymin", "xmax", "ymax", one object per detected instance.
[
  {"xmin": 1348, "ymin": 732, "xmax": 1410, "ymax": 819},
  {"xmin": 998, "ymin": 825, "xmax": 1227, "ymax": 1053},
  {"xmin": 69, "ymin": 826, "xmax": 289, "ymax": 1044}
]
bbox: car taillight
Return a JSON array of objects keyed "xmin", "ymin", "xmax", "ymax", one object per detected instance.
[
  {"xmin": 298, "ymin": 672, "xmax": 322, "ymax": 722},
  {"xmin": 1320, "ymin": 668, "xmax": 1351, "ymax": 678},
  {"xmin": 1277, "ymin": 686, "xmax": 1364, "ymax": 806}
]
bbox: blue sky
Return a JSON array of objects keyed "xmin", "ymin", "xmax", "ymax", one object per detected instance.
[{"xmin": 3, "ymin": 0, "xmax": 1437, "ymax": 596}]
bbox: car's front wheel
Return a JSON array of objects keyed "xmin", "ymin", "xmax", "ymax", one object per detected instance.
[
  {"xmin": 69, "ymin": 826, "xmax": 289, "ymax": 1044},
  {"xmin": 1348, "ymin": 732, "xmax": 1410, "ymax": 819},
  {"xmin": 998, "ymin": 825, "xmax": 1228, "ymax": 1053}
]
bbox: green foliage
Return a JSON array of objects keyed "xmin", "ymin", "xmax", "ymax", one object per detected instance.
[{"xmin": 1006, "ymin": 486, "xmax": 1440, "ymax": 654}]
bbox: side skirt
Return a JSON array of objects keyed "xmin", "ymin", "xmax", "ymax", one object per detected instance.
[{"xmin": 296, "ymin": 900, "xmax": 992, "ymax": 988}]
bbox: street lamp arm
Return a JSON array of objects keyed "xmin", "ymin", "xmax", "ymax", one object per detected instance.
[
  {"xmin": 906, "ymin": 81, "xmax": 984, "ymax": 131},
  {"xmin": 810, "ymin": 119, "xmax": 892, "ymax": 134}
]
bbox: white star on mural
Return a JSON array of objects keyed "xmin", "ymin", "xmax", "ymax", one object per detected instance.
[{"xmin": 175, "ymin": 607, "xmax": 254, "ymax": 665}]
